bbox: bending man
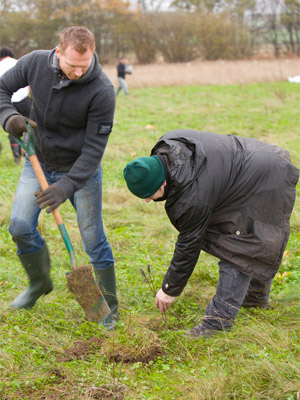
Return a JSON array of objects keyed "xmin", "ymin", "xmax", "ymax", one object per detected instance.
[{"xmin": 123, "ymin": 129, "xmax": 298, "ymax": 337}]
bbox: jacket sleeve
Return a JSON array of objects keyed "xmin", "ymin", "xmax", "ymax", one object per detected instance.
[
  {"xmin": 162, "ymin": 203, "xmax": 212, "ymax": 297},
  {"xmin": 54, "ymin": 86, "xmax": 116, "ymax": 199}
]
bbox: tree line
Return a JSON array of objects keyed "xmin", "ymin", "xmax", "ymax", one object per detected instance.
[{"xmin": 1, "ymin": 0, "xmax": 299, "ymax": 63}]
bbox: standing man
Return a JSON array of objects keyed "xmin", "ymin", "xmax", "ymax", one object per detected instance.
[
  {"xmin": 115, "ymin": 57, "xmax": 131, "ymax": 96},
  {"xmin": 0, "ymin": 26, "xmax": 118, "ymax": 330},
  {"xmin": 123, "ymin": 129, "xmax": 299, "ymax": 338},
  {"xmin": 0, "ymin": 46, "xmax": 32, "ymax": 164}
]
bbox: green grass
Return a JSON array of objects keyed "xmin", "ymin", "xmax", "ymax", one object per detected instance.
[{"xmin": 0, "ymin": 82, "xmax": 299, "ymax": 400}]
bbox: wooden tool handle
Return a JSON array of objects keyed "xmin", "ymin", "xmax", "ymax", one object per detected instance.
[{"xmin": 29, "ymin": 154, "xmax": 63, "ymax": 225}]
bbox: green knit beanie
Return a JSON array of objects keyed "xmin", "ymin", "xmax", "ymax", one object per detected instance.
[{"xmin": 123, "ymin": 155, "xmax": 165, "ymax": 198}]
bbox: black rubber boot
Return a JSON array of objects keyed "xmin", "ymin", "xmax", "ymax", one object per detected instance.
[
  {"xmin": 9, "ymin": 135, "xmax": 22, "ymax": 164},
  {"xmin": 93, "ymin": 265, "xmax": 118, "ymax": 330},
  {"xmin": 10, "ymin": 243, "xmax": 53, "ymax": 309},
  {"xmin": 11, "ymin": 143, "xmax": 22, "ymax": 164}
]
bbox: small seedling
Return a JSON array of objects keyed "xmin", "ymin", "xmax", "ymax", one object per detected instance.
[{"xmin": 140, "ymin": 264, "xmax": 169, "ymax": 327}]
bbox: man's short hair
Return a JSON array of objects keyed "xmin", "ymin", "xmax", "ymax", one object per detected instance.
[
  {"xmin": 0, "ymin": 46, "xmax": 15, "ymax": 59},
  {"xmin": 59, "ymin": 26, "xmax": 95, "ymax": 54}
]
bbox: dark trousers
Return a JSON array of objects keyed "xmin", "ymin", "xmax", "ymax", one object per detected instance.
[{"xmin": 202, "ymin": 261, "xmax": 273, "ymax": 331}]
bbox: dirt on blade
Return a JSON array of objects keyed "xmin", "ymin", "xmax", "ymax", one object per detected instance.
[{"xmin": 66, "ymin": 264, "xmax": 110, "ymax": 322}]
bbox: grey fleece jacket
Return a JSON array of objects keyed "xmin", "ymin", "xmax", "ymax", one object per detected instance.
[{"xmin": 0, "ymin": 49, "xmax": 115, "ymax": 200}]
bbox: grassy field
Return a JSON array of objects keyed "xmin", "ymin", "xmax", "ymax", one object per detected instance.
[
  {"xmin": 103, "ymin": 58, "xmax": 300, "ymax": 88},
  {"xmin": 0, "ymin": 82, "xmax": 299, "ymax": 400}
]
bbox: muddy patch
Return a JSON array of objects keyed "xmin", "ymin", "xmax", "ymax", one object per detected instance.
[
  {"xmin": 66, "ymin": 264, "xmax": 110, "ymax": 322},
  {"xmin": 57, "ymin": 336, "xmax": 104, "ymax": 362},
  {"xmin": 4, "ymin": 383, "xmax": 125, "ymax": 400},
  {"xmin": 107, "ymin": 340, "xmax": 164, "ymax": 363},
  {"xmin": 86, "ymin": 384, "xmax": 125, "ymax": 400},
  {"xmin": 58, "ymin": 329, "xmax": 165, "ymax": 364},
  {"xmin": 103, "ymin": 326, "xmax": 166, "ymax": 364}
]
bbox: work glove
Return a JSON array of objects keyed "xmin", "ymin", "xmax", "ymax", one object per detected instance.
[
  {"xmin": 5, "ymin": 115, "xmax": 37, "ymax": 138},
  {"xmin": 35, "ymin": 185, "xmax": 65, "ymax": 214}
]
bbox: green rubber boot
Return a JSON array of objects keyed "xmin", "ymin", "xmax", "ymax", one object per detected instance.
[
  {"xmin": 93, "ymin": 265, "xmax": 118, "ymax": 330},
  {"xmin": 10, "ymin": 243, "xmax": 53, "ymax": 309}
]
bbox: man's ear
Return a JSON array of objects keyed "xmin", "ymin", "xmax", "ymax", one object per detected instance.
[
  {"xmin": 162, "ymin": 180, "xmax": 167, "ymax": 188},
  {"xmin": 55, "ymin": 47, "xmax": 61, "ymax": 59}
]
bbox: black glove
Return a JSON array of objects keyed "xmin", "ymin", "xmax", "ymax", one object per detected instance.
[
  {"xmin": 35, "ymin": 185, "xmax": 66, "ymax": 213},
  {"xmin": 5, "ymin": 115, "xmax": 37, "ymax": 138}
]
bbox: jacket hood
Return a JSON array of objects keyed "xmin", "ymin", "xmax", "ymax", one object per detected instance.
[
  {"xmin": 152, "ymin": 131, "xmax": 207, "ymax": 206},
  {"xmin": 48, "ymin": 48, "xmax": 101, "ymax": 84}
]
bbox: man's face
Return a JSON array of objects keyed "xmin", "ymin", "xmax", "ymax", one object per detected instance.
[
  {"xmin": 145, "ymin": 181, "xmax": 166, "ymax": 203},
  {"xmin": 56, "ymin": 46, "xmax": 93, "ymax": 80}
]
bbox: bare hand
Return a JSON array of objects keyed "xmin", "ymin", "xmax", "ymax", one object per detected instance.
[{"xmin": 155, "ymin": 288, "xmax": 175, "ymax": 313}]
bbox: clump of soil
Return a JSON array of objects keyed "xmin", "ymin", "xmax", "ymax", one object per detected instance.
[
  {"xmin": 50, "ymin": 368, "xmax": 66, "ymax": 383},
  {"xmin": 66, "ymin": 265, "xmax": 110, "ymax": 322},
  {"xmin": 57, "ymin": 323, "xmax": 165, "ymax": 365},
  {"xmin": 103, "ymin": 326, "xmax": 166, "ymax": 364},
  {"xmin": 86, "ymin": 384, "xmax": 125, "ymax": 400},
  {"xmin": 57, "ymin": 336, "xmax": 104, "ymax": 362},
  {"xmin": 6, "ymin": 383, "xmax": 125, "ymax": 400}
]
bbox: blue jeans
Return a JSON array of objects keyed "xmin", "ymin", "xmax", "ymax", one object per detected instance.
[
  {"xmin": 116, "ymin": 78, "xmax": 129, "ymax": 96},
  {"xmin": 9, "ymin": 157, "xmax": 114, "ymax": 269}
]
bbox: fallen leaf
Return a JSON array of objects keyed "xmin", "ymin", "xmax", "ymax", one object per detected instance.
[{"xmin": 145, "ymin": 124, "xmax": 156, "ymax": 130}]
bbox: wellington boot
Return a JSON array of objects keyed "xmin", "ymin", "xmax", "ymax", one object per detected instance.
[
  {"xmin": 11, "ymin": 143, "xmax": 22, "ymax": 164},
  {"xmin": 94, "ymin": 265, "xmax": 118, "ymax": 330},
  {"xmin": 10, "ymin": 243, "xmax": 53, "ymax": 309}
]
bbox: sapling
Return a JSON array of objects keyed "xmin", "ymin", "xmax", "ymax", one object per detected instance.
[{"xmin": 140, "ymin": 264, "xmax": 169, "ymax": 326}]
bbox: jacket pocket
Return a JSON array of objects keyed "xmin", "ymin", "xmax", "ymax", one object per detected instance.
[{"xmin": 206, "ymin": 220, "xmax": 286, "ymax": 266}]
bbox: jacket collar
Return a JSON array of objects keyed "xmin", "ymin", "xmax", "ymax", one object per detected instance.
[{"xmin": 48, "ymin": 48, "xmax": 98, "ymax": 84}]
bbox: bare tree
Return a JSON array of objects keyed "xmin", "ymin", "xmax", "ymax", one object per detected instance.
[
  {"xmin": 171, "ymin": 0, "xmax": 222, "ymax": 11},
  {"xmin": 127, "ymin": 13, "xmax": 158, "ymax": 63},
  {"xmin": 154, "ymin": 12, "xmax": 199, "ymax": 62},
  {"xmin": 256, "ymin": 0, "xmax": 284, "ymax": 58},
  {"xmin": 281, "ymin": 0, "xmax": 300, "ymax": 55}
]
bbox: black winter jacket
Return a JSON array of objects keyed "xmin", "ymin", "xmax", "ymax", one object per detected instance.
[
  {"xmin": 117, "ymin": 62, "xmax": 126, "ymax": 79},
  {"xmin": 0, "ymin": 49, "xmax": 115, "ymax": 200},
  {"xmin": 151, "ymin": 130, "xmax": 299, "ymax": 297}
]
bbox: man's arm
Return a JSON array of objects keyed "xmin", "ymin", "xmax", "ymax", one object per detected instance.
[{"xmin": 162, "ymin": 204, "xmax": 212, "ymax": 297}]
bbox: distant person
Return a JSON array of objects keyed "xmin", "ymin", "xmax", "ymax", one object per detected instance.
[
  {"xmin": 123, "ymin": 129, "xmax": 299, "ymax": 338},
  {"xmin": 116, "ymin": 57, "xmax": 132, "ymax": 96},
  {"xmin": 0, "ymin": 26, "xmax": 118, "ymax": 330},
  {"xmin": 0, "ymin": 46, "xmax": 32, "ymax": 164}
]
